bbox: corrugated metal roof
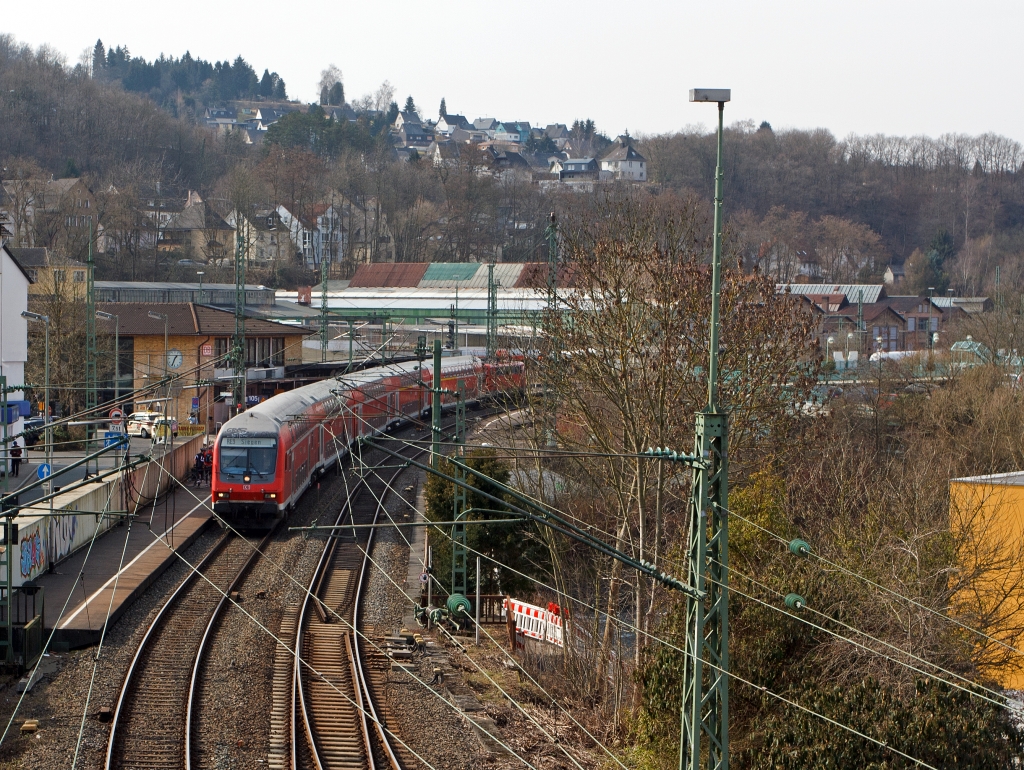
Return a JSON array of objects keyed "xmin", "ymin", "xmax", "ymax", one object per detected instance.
[
  {"xmin": 455, "ymin": 263, "xmax": 524, "ymax": 288},
  {"xmin": 513, "ymin": 262, "xmax": 576, "ymax": 289},
  {"xmin": 419, "ymin": 263, "xmax": 481, "ymax": 286},
  {"xmin": 348, "ymin": 263, "xmax": 429, "ymax": 287},
  {"xmin": 777, "ymin": 284, "xmax": 885, "ymax": 304}
]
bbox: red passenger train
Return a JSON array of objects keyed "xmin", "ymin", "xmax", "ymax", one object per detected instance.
[{"xmin": 211, "ymin": 355, "xmax": 523, "ymax": 528}]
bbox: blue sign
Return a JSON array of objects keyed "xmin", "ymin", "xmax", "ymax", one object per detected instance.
[
  {"xmin": 104, "ymin": 431, "xmax": 125, "ymax": 448},
  {"xmin": 191, "ymin": 397, "xmax": 200, "ymax": 410},
  {"xmin": 246, "ymin": 395, "xmax": 261, "ymax": 405},
  {"xmin": 37, "ymin": 463, "xmax": 51, "ymax": 480}
]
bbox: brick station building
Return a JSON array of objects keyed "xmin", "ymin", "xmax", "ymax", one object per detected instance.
[{"xmin": 96, "ymin": 303, "xmax": 310, "ymax": 431}]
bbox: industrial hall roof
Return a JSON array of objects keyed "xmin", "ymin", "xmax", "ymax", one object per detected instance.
[
  {"xmin": 345, "ymin": 262, "xmax": 575, "ymax": 290},
  {"xmin": 95, "ymin": 303, "xmax": 309, "ymax": 337},
  {"xmin": 777, "ymin": 284, "xmax": 887, "ymax": 305}
]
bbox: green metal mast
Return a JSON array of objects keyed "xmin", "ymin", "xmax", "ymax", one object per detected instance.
[
  {"xmin": 451, "ymin": 382, "xmax": 468, "ymax": 598},
  {"xmin": 232, "ymin": 222, "xmax": 247, "ymax": 414},
  {"xmin": 85, "ymin": 225, "xmax": 97, "ymax": 476},
  {"xmin": 320, "ymin": 243, "xmax": 330, "ymax": 363},
  {"xmin": 681, "ymin": 94, "xmax": 730, "ymax": 770},
  {"xmin": 545, "ymin": 211, "xmax": 558, "ymax": 315},
  {"xmin": 431, "ymin": 339, "xmax": 442, "ymax": 470},
  {"xmin": 486, "ymin": 264, "xmax": 498, "ymax": 357}
]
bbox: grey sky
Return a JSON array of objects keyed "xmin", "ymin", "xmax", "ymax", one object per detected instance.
[{"xmin": 6, "ymin": 0, "xmax": 1022, "ymax": 141}]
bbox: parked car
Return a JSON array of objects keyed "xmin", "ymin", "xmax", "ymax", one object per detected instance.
[
  {"xmin": 23, "ymin": 417, "xmax": 47, "ymax": 447},
  {"xmin": 126, "ymin": 412, "xmax": 179, "ymax": 439}
]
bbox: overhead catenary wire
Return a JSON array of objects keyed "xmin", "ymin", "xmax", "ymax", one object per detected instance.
[
  {"xmin": 159, "ymin": 425, "xmax": 543, "ymax": 770},
  {"xmin": 340, "ymin": 415, "xmax": 942, "ymax": 769}
]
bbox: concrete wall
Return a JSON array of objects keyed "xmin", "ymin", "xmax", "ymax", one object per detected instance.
[{"xmin": 10, "ymin": 434, "xmax": 205, "ymax": 586}]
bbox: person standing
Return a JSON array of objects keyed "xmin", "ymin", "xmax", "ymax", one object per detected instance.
[{"xmin": 10, "ymin": 440, "xmax": 23, "ymax": 478}]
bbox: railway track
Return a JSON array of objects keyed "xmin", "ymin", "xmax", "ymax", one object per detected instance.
[
  {"xmin": 105, "ymin": 526, "xmax": 274, "ymax": 770},
  {"xmin": 291, "ymin": 438, "xmax": 425, "ymax": 770}
]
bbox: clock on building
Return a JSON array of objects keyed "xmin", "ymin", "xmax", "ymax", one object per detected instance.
[{"xmin": 167, "ymin": 349, "xmax": 184, "ymax": 369}]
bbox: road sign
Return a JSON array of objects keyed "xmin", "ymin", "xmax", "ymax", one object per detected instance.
[
  {"xmin": 104, "ymin": 431, "xmax": 123, "ymax": 448},
  {"xmin": 191, "ymin": 397, "xmax": 200, "ymax": 410},
  {"xmin": 420, "ymin": 572, "xmax": 428, "ymax": 584},
  {"xmin": 37, "ymin": 463, "xmax": 51, "ymax": 480},
  {"xmin": 109, "ymin": 408, "xmax": 123, "ymax": 426}
]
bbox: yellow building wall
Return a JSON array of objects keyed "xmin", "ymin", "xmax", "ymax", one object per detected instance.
[{"xmin": 949, "ymin": 479, "xmax": 1024, "ymax": 689}]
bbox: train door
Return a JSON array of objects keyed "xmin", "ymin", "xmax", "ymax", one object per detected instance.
[{"xmin": 388, "ymin": 391, "xmax": 398, "ymax": 425}]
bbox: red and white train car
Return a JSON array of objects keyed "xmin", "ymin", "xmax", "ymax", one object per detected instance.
[{"xmin": 212, "ymin": 355, "xmax": 522, "ymax": 528}]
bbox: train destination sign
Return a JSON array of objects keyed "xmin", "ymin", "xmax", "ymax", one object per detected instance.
[{"xmin": 222, "ymin": 437, "xmax": 277, "ymax": 447}]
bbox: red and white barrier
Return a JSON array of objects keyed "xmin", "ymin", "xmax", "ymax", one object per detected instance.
[{"xmin": 504, "ymin": 598, "xmax": 563, "ymax": 647}]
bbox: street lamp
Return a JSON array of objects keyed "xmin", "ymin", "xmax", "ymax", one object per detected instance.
[
  {"xmin": 95, "ymin": 311, "xmax": 119, "ymax": 410},
  {"xmin": 21, "ymin": 311, "xmax": 50, "ymax": 489},
  {"xmin": 684, "ymin": 86, "xmax": 731, "ymax": 770},
  {"xmin": 826, "ymin": 335, "xmax": 835, "ymax": 368},
  {"xmin": 846, "ymin": 332, "xmax": 854, "ymax": 358},
  {"xmin": 148, "ymin": 311, "xmax": 169, "ymax": 377},
  {"xmin": 196, "ymin": 270, "xmax": 205, "ymax": 305}
]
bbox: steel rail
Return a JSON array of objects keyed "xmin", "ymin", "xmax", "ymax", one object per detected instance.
[
  {"xmin": 104, "ymin": 530, "xmax": 233, "ymax": 769},
  {"xmin": 184, "ymin": 526, "xmax": 278, "ymax": 770}
]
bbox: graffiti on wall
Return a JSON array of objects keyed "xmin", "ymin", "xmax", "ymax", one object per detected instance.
[
  {"xmin": 49, "ymin": 514, "xmax": 78, "ymax": 563},
  {"xmin": 19, "ymin": 523, "xmax": 45, "ymax": 579}
]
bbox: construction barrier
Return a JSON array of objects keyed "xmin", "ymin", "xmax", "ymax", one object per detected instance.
[{"xmin": 504, "ymin": 597, "xmax": 563, "ymax": 648}]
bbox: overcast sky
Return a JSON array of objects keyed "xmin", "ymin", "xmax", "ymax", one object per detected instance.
[{"xmin": 5, "ymin": 0, "xmax": 1022, "ymax": 141}]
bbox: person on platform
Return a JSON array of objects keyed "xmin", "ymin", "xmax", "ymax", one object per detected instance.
[
  {"xmin": 202, "ymin": 444, "xmax": 214, "ymax": 483},
  {"xmin": 193, "ymin": 447, "xmax": 205, "ymax": 487},
  {"xmin": 10, "ymin": 439, "xmax": 22, "ymax": 477}
]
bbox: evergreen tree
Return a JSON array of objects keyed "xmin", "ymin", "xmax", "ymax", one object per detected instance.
[
  {"xmin": 403, "ymin": 95, "xmax": 416, "ymax": 116},
  {"xmin": 929, "ymin": 229, "xmax": 956, "ymax": 265},
  {"xmin": 273, "ymin": 76, "xmax": 287, "ymax": 100},
  {"xmin": 386, "ymin": 101, "xmax": 399, "ymax": 124},
  {"xmin": 439, "ymin": 97, "xmax": 447, "ymax": 118},
  {"xmin": 328, "ymin": 82, "xmax": 344, "ymax": 106},
  {"xmin": 259, "ymin": 69, "xmax": 274, "ymax": 97},
  {"xmin": 92, "ymin": 40, "xmax": 105, "ymax": 74},
  {"xmin": 320, "ymin": 85, "xmax": 329, "ymax": 105}
]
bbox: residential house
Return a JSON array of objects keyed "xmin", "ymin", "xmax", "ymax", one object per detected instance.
[
  {"xmin": 545, "ymin": 124, "xmax": 571, "ymax": 149},
  {"xmin": 0, "ymin": 177, "xmax": 98, "ymax": 251},
  {"xmin": 473, "ymin": 118, "xmax": 499, "ymax": 138},
  {"xmin": 227, "ymin": 208, "xmax": 291, "ymax": 266},
  {"xmin": 450, "ymin": 127, "xmax": 488, "ymax": 144},
  {"xmin": 329, "ymin": 105, "xmax": 359, "ymax": 123},
  {"xmin": 552, "ymin": 157, "xmax": 599, "ymax": 181},
  {"xmin": 397, "ymin": 121, "xmax": 433, "ymax": 148},
  {"xmin": 882, "ymin": 263, "xmax": 905, "ymax": 287},
  {"xmin": 493, "ymin": 122, "xmax": 531, "ymax": 144},
  {"xmin": 274, "ymin": 202, "xmax": 348, "ymax": 269},
  {"xmin": 8, "ymin": 247, "xmax": 88, "ymax": 298},
  {"xmin": 436, "ymin": 114, "xmax": 471, "ymax": 136},
  {"xmin": 394, "ymin": 110, "xmax": 421, "ymax": 130},
  {"xmin": 158, "ymin": 191, "xmax": 235, "ymax": 263},
  {"xmin": 600, "ymin": 137, "xmax": 647, "ymax": 181}
]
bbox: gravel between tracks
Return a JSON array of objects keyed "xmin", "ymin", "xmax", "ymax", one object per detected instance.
[{"xmin": 0, "ymin": 524, "xmax": 223, "ymax": 770}]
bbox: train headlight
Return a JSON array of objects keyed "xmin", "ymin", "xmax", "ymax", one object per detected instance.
[
  {"xmin": 243, "ymin": 474, "xmax": 251, "ymax": 483},
  {"xmin": 216, "ymin": 491, "xmax": 230, "ymax": 499},
  {"xmin": 264, "ymin": 492, "xmax": 277, "ymax": 500}
]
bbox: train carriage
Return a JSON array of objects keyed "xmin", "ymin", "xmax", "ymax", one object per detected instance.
[{"xmin": 212, "ymin": 355, "xmax": 500, "ymax": 529}]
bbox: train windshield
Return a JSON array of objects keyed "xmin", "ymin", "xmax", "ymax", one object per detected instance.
[{"xmin": 219, "ymin": 437, "xmax": 277, "ymax": 482}]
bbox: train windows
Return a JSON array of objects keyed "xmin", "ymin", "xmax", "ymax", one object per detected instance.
[{"xmin": 219, "ymin": 437, "xmax": 278, "ymax": 482}]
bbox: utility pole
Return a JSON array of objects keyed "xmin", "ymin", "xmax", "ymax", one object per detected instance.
[
  {"xmin": 545, "ymin": 212, "xmax": 558, "ymax": 316},
  {"xmin": 320, "ymin": 239, "xmax": 330, "ymax": 364},
  {"xmin": 682, "ymin": 88, "xmax": 731, "ymax": 770},
  {"xmin": 232, "ymin": 221, "xmax": 247, "ymax": 415},
  {"xmin": 486, "ymin": 264, "xmax": 498, "ymax": 357},
  {"xmin": 85, "ymin": 224, "xmax": 97, "ymax": 477},
  {"xmin": 451, "ymin": 382, "xmax": 468, "ymax": 599},
  {"xmin": 431, "ymin": 340, "xmax": 442, "ymax": 470}
]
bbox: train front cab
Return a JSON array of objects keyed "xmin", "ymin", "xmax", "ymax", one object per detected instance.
[{"xmin": 212, "ymin": 434, "xmax": 285, "ymax": 527}]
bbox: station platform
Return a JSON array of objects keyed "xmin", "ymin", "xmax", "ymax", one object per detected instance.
[{"xmin": 35, "ymin": 486, "xmax": 214, "ymax": 649}]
